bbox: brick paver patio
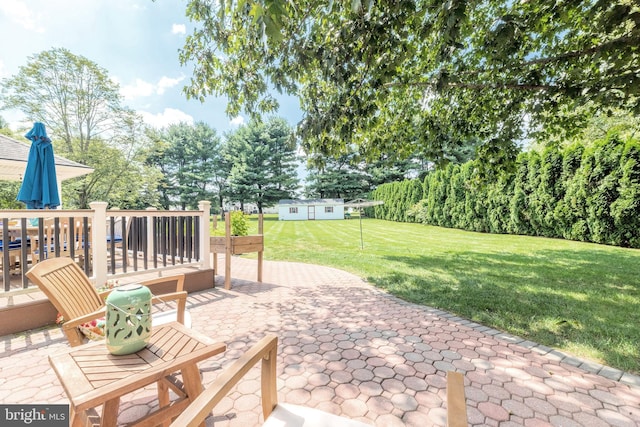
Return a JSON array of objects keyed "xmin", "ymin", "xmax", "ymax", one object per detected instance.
[{"xmin": 0, "ymin": 256, "xmax": 639, "ymax": 426}]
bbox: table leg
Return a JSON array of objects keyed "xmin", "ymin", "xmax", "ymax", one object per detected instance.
[
  {"xmin": 72, "ymin": 408, "xmax": 100, "ymax": 427},
  {"xmin": 70, "ymin": 406, "xmax": 83, "ymax": 427},
  {"xmin": 182, "ymin": 365, "xmax": 206, "ymax": 427},
  {"xmin": 158, "ymin": 380, "xmax": 171, "ymax": 427},
  {"xmin": 101, "ymin": 398, "xmax": 120, "ymax": 427}
]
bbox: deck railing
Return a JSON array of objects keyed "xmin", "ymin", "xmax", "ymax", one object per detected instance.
[{"xmin": 0, "ymin": 201, "xmax": 211, "ymax": 298}]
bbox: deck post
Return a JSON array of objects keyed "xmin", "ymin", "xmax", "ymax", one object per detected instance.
[
  {"xmin": 257, "ymin": 214, "xmax": 263, "ymax": 282},
  {"xmin": 145, "ymin": 207, "xmax": 157, "ymax": 265},
  {"xmin": 198, "ymin": 201, "xmax": 211, "ymax": 271},
  {"xmin": 90, "ymin": 201, "xmax": 108, "ymax": 286},
  {"xmin": 225, "ymin": 212, "xmax": 232, "ymax": 289}
]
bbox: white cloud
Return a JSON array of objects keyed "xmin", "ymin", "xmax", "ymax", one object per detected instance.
[
  {"xmin": 230, "ymin": 116, "xmax": 245, "ymax": 127},
  {"xmin": 0, "ymin": 1, "xmax": 45, "ymax": 32},
  {"xmin": 157, "ymin": 75, "xmax": 184, "ymax": 95},
  {"xmin": 140, "ymin": 108, "xmax": 193, "ymax": 129},
  {"xmin": 172, "ymin": 23, "xmax": 186, "ymax": 35},
  {"xmin": 120, "ymin": 76, "xmax": 184, "ymax": 99},
  {"xmin": 120, "ymin": 78, "xmax": 155, "ymax": 100}
]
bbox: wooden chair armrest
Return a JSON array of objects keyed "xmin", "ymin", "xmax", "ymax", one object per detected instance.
[
  {"xmin": 152, "ymin": 291, "xmax": 187, "ymax": 325},
  {"xmin": 447, "ymin": 371, "xmax": 468, "ymax": 427},
  {"xmin": 99, "ymin": 282, "xmax": 185, "ymax": 301},
  {"xmin": 152, "ymin": 291, "xmax": 187, "ymax": 304},
  {"xmin": 98, "ymin": 289, "xmax": 113, "ymax": 299},
  {"xmin": 97, "ymin": 290, "xmax": 186, "ymax": 305},
  {"xmin": 170, "ymin": 334, "xmax": 278, "ymax": 427},
  {"xmin": 61, "ymin": 308, "xmax": 106, "ymax": 330},
  {"xmin": 140, "ymin": 274, "xmax": 185, "ymax": 292}
]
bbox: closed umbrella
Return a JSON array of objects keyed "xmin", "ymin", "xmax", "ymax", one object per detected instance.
[{"xmin": 17, "ymin": 122, "xmax": 60, "ymax": 209}]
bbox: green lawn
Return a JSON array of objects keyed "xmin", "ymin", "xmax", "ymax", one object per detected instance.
[{"xmin": 238, "ymin": 214, "xmax": 640, "ymax": 374}]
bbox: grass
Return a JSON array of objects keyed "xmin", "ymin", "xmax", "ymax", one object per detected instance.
[{"xmin": 234, "ymin": 214, "xmax": 640, "ymax": 374}]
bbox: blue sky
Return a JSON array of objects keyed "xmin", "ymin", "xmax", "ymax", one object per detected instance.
[{"xmin": 0, "ymin": 0, "xmax": 303, "ymax": 134}]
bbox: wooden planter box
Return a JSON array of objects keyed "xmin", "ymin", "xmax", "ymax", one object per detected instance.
[
  {"xmin": 210, "ymin": 235, "xmax": 263, "ymax": 255},
  {"xmin": 210, "ymin": 214, "xmax": 265, "ymax": 290}
]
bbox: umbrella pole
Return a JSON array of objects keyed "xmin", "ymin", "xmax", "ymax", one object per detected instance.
[{"xmin": 359, "ymin": 208, "xmax": 364, "ymax": 249}]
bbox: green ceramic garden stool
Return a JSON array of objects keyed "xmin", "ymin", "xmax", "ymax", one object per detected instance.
[{"xmin": 105, "ymin": 284, "xmax": 152, "ymax": 355}]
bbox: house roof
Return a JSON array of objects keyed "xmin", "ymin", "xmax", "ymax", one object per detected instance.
[
  {"xmin": 279, "ymin": 198, "xmax": 344, "ymax": 206},
  {"xmin": 0, "ymin": 133, "xmax": 93, "ymax": 181}
]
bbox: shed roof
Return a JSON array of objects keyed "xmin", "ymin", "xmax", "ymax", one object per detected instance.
[{"xmin": 279, "ymin": 198, "xmax": 344, "ymax": 206}]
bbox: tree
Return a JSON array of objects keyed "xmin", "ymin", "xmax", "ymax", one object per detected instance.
[
  {"xmin": 0, "ymin": 115, "xmax": 13, "ymax": 137},
  {"xmin": 531, "ymin": 107, "xmax": 640, "ymax": 151},
  {"xmin": 0, "ymin": 48, "xmax": 148, "ymax": 208},
  {"xmin": 208, "ymin": 136, "xmax": 234, "ymax": 215},
  {"xmin": 304, "ymin": 148, "xmax": 430, "ymax": 201},
  {"xmin": 0, "ymin": 181, "xmax": 22, "ymax": 209},
  {"xmin": 366, "ymin": 154, "xmax": 427, "ymax": 187},
  {"xmin": 224, "ymin": 117, "xmax": 299, "ymax": 212},
  {"xmin": 143, "ymin": 128, "xmax": 174, "ymax": 210},
  {"xmin": 167, "ymin": 122, "xmax": 221, "ymax": 210},
  {"xmin": 611, "ymin": 140, "xmax": 640, "ymax": 247},
  {"xmin": 146, "ymin": 122, "xmax": 221, "ymax": 210},
  {"xmin": 553, "ymin": 143, "xmax": 586, "ymax": 239},
  {"xmin": 304, "ymin": 152, "xmax": 371, "ymax": 200},
  {"xmin": 180, "ymin": 1, "xmax": 639, "ymax": 168}
]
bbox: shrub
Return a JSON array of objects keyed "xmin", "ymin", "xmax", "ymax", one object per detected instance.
[
  {"xmin": 230, "ymin": 211, "xmax": 249, "ymax": 236},
  {"xmin": 371, "ymin": 132, "xmax": 640, "ymax": 248},
  {"xmin": 407, "ymin": 199, "xmax": 429, "ymax": 223}
]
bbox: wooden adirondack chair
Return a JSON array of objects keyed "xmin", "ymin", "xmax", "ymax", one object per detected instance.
[
  {"xmin": 169, "ymin": 335, "xmax": 469, "ymax": 427},
  {"xmin": 26, "ymin": 257, "xmax": 190, "ymax": 347}
]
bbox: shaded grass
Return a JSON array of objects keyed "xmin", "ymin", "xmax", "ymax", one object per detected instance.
[{"xmin": 241, "ymin": 215, "xmax": 640, "ymax": 373}]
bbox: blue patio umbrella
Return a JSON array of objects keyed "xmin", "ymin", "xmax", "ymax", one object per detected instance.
[{"xmin": 17, "ymin": 122, "xmax": 60, "ymax": 209}]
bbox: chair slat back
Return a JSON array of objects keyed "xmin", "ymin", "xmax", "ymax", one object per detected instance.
[{"xmin": 26, "ymin": 257, "xmax": 104, "ymax": 321}]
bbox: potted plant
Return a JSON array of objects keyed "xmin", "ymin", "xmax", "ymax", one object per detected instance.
[{"xmin": 210, "ymin": 211, "xmax": 264, "ymax": 289}]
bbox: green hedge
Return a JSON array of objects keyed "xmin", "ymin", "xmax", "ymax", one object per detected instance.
[
  {"xmin": 371, "ymin": 133, "xmax": 640, "ymax": 248},
  {"xmin": 371, "ymin": 179, "xmax": 423, "ymax": 222}
]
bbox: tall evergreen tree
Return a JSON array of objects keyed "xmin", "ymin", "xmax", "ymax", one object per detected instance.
[
  {"xmin": 162, "ymin": 122, "xmax": 221, "ymax": 210},
  {"xmin": 611, "ymin": 140, "xmax": 640, "ymax": 247},
  {"xmin": 304, "ymin": 153, "xmax": 370, "ymax": 200},
  {"xmin": 553, "ymin": 143, "xmax": 585, "ymax": 239},
  {"xmin": 225, "ymin": 118, "xmax": 299, "ymax": 212},
  {"xmin": 586, "ymin": 134, "xmax": 624, "ymax": 244}
]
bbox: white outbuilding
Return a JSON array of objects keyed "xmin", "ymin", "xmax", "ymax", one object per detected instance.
[{"xmin": 278, "ymin": 199, "xmax": 345, "ymax": 220}]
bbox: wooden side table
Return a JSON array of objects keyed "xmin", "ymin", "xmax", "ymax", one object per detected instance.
[{"xmin": 49, "ymin": 322, "xmax": 226, "ymax": 427}]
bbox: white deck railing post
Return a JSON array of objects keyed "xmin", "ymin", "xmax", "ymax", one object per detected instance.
[
  {"xmin": 90, "ymin": 201, "xmax": 108, "ymax": 286},
  {"xmin": 198, "ymin": 200, "xmax": 211, "ymax": 270},
  {"xmin": 145, "ymin": 207, "xmax": 157, "ymax": 263}
]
